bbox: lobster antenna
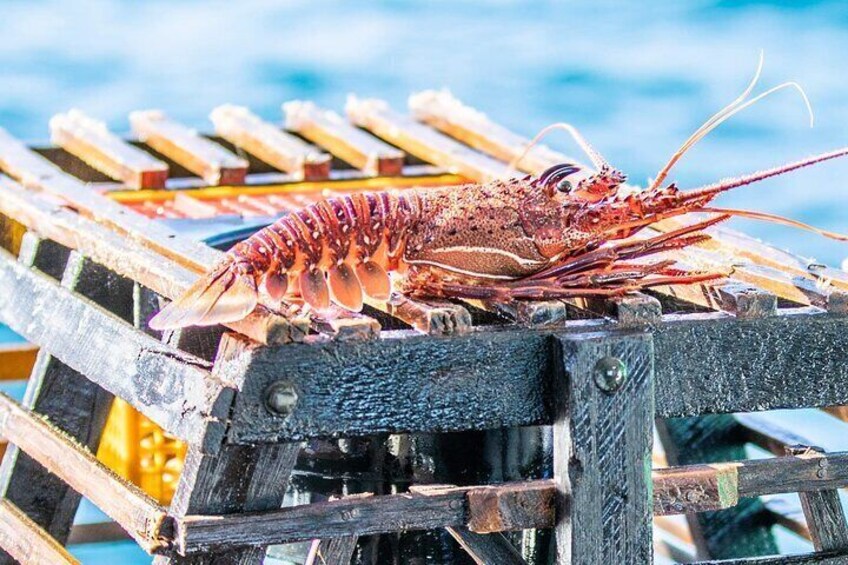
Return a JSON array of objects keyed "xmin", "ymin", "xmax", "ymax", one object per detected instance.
[
  {"xmin": 649, "ymin": 53, "xmax": 816, "ymax": 191},
  {"xmin": 646, "ymin": 52, "xmax": 765, "ymax": 190},
  {"xmin": 697, "ymin": 206, "xmax": 848, "ymax": 241},
  {"xmin": 650, "ymin": 81, "xmax": 814, "ymax": 191},
  {"xmin": 506, "ymin": 122, "xmax": 608, "ymax": 176}
]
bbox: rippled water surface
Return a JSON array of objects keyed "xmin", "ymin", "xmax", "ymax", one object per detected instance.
[{"xmin": 1, "ymin": 1, "xmax": 847, "ymax": 262}]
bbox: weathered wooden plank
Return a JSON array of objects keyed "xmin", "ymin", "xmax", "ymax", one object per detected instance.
[
  {"xmin": 218, "ymin": 327, "xmax": 552, "ymax": 442},
  {"xmin": 553, "ymin": 333, "xmax": 654, "ymax": 564},
  {"xmin": 178, "ymin": 488, "xmax": 454, "ymax": 553},
  {"xmin": 209, "ymin": 309, "xmax": 848, "ymax": 441},
  {"xmin": 446, "ymin": 527, "xmax": 528, "ymax": 565},
  {"xmin": 310, "ymin": 305, "xmax": 381, "ymax": 341},
  {"xmin": 0, "ymin": 343, "xmax": 37, "ymax": 381},
  {"xmin": 346, "ymin": 97, "xmax": 505, "ymax": 182},
  {"xmin": 0, "ymin": 499, "xmax": 79, "ymax": 565},
  {"xmin": 0, "ymin": 247, "xmax": 118, "ymax": 562},
  {"xmin": 177, "ymin": 480, "xmax": 556, "ymax": 554},
  {"xmin": 284, "ymin": 100, "xmax": 405, "ymax": 176},
  {"xmin": 0, "ymin": 392, "xmax": 169, "ymax": 552},
  {"xmin": 488, "ymin": 298, "xmax": 569, "ymax": 327},
  {"xmin": 0, "ymin": 245, "xmax": 231, "ymax": 447},
  {"xmin": 130, "ymin": 110, "xmax": 248, "ymax": 185},
  {"xmin": 653, "ymin": 310, "xmax": 848, "ymax": 418},
  {"xmin": 409, "ymin": 89, "xmax": 569, "ymax": 174},
  {"xmin": 715, "ymin": 282, "xmax": 777, "ymax": 319},
  {"xmin": 211, "ymin": 105, "xmax": 331, "ymax": 180},
  {"xmin": 0, "ymin": 128, "xmax": 220, "ymax": 271},
  {"xmin": 50, "ymin": 109, "xmax": 169, "ymax": 189},
  {"xmin": 0, "ymin": 175, "xmax": 303, "ymax": 344}
]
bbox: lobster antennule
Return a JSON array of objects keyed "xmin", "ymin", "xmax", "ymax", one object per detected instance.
[
  {"xmin": 148, "ymin": 263, "xmax": 258, "ymax": 330},
  {"xmin": 679, "ymin": 147, "xmax": 848, "ymax": 202}
]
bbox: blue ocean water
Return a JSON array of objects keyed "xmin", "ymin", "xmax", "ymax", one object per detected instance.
[
  {"xmin": 0, "ymin": 3, "xmax": 845, "ymax": 561},
  {"xmin": 0, "ymin": 0, "xmax": 846, "ymax": 264}
]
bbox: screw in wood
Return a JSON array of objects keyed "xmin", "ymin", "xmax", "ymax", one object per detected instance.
[
  {"xmin": 593, "ymin": 356, "xmax": 627, "ymax": 393},
  {"xmin": 264, "ymin": 381, "xmax": 298, "ymax": 417}
]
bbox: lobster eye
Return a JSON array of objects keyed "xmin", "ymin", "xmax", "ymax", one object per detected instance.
[{"xmin": 556, "ymin": 179, "xmax": 572, "ymax": 193}]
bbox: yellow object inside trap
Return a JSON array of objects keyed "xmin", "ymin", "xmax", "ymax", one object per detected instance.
[{"xmin": 97, "ymin": 398, "xmax": 186, "ymax": 504}]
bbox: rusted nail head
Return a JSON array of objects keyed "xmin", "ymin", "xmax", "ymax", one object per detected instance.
[
  {"xmin": 264, "ymin": 381, "xmax": 298, "ymax": 417},
  {"xmin": 594, "ymin": 356, "xmax": 627, "ymax": 393}
]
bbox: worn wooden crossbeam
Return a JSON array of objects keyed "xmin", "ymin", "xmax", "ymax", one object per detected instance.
[
  {"xmin": 50, "ymin": 109, "xmax": 169, "ymax": 189},
  {"xmin": 211, "ymin": 105, "xmax": 331, "ymax": 181},
  {"xmin": 130, "ymin": 110, "xmax": 248, "ymax": 185},
  {"xmin": 213, "ymin": 309, "xmax": 848, "ymax": 442},
  {"xmin": 0, "ymin": 245, "xmax": 231, "ymax": 446},
  {"xmin": 175, "ymin": 480, "xmax": 553, "ymax": 554},
  {"xmin": 0, "ymin": 392, "xmax": 170, "ymax": 553},
  {"xmin": 285, "ymin": 100, "xmax": 405, "ymax": 176}
]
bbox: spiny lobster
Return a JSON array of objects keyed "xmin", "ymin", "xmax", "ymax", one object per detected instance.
[{"xmin": 150, "ymin": 60, "xmax": 848, "ymax": 330}]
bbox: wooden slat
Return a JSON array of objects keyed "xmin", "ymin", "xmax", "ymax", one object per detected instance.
[
  {"xmin": 0, "ymin": 392, "xmax": 169, "ymax": 552},
  {"xmin": 0, "ymin": 244, "xmax": 230, "ymax": 447},
  {"xmin": 0, "ymin": 127, "xmax": 219, "ymax": 271},
  {"xmin": 211, "ymin": 105, "xmax": 331, "ymax": 181},
  {"xmin": 0, "ymin": 499, "xmax": 79, "ymax": 565},
  {"xmin": 50, "ymin": 109, "xmax": 169, "ymax": 189},
  {"xmin": 284, "ymin": 100, "xmax": 404, "ymax": 176},
  {"xmin": 0, "ymin": 175, "xmax": 308, "ymax": 344},
  {"xmin": 0, "ymin": 343, "xmax": 37, "ymax": 381},
  {"xmin": 346, "ymin": 97, "xmax": 506, "ymax": 182},
  {"xmin": 176, "ymin": 479, "xmax": 554, "ymax": 554},
  {"xmin": 409, "ymin": 89, "xmax": 571, "ymax": 174},
  {"xmin": 130, "ymin": 110, "xmax": 248, "ymax": 185},
  {"xmin": 489, "ymin": 298, "xmax": 569, "ymax": 327}
]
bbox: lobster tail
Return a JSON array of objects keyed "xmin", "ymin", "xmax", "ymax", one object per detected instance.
[{"xmin": 148, "ymin": 261, "xmax": 258, "ymax": 330}]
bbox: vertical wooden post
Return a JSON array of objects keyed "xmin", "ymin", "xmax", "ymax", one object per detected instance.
[
  {"xmin": 552, "ymin": 332, "xmax": 654, "ymax": 564},
  {"xmin": 0, "ymin": 245, "xmax": 129, "ymax": 563},
  {"xmin": 156, "ymin": 331, "xmax": 301, "ymax": 565},
  {"xmin": 787, "ymin": 446, "xmax": 848, "ymax": 552},
  {"xmin": 156, "ymin": 442, "xmax": 301, "ymax": 565}
]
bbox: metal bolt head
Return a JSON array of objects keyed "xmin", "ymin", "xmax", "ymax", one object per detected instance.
[
  {"xmin": 594, "ymin": 356, "xmax": 627, "ymax": 393},
  {"xmin": 264, "ymin": 381, "xmax": 298, "ymax": 417}
]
